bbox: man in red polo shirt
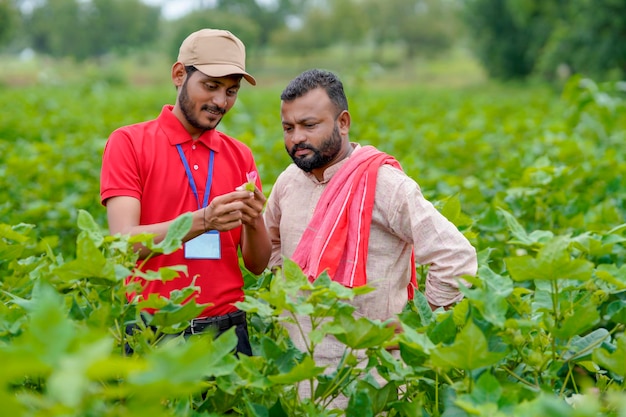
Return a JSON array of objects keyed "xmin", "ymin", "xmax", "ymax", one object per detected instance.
[{"xmin": 100, "ymin": 28, "xmax": 271, "ymax": 355}]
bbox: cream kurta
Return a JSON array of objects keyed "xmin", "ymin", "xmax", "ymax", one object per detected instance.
[{"xmin": 263, "ymin": 144, "xmax": 477, "ymax": 407}]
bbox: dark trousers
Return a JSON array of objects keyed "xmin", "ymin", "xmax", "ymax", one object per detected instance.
[{"xmin": 125, "ymin": 311, "xmax": 252, "ymax": 356}]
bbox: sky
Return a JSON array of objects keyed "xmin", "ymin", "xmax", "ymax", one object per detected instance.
[
  {"xmin": 141, "ymin": 0, "xmax": 276, "ymax": 20},
  {"xmin": 141, "ymin": 0, "xmax": 210, "ymax": 19}
]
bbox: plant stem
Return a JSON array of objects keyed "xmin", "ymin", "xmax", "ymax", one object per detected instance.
[{"xmin": 551, "ymin": 280, "xmax": 559, "ymax": 363}]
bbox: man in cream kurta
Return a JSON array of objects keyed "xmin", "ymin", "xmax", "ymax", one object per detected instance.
[{"xmin": 264, "ymin": 69, "xmax": 478, "ymax": 409}]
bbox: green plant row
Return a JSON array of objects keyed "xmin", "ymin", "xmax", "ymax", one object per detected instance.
[
  {"xmin": 1, "ymin": 76, "xmax": 625, "ymax": 415},
  {"xmin": 1, "ymin": 76, "xmax": 624, "ymax": 258},
  {"xmin": 0, "ymin": 208, "xmax": 624, "ymax": 416}
]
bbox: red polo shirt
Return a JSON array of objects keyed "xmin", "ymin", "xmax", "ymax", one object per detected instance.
[{"xmin": 100, "ymin": 105, "xmax": 261, "ymax": 317}]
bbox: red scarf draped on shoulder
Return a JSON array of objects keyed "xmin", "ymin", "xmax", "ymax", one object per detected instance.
[{"xmin": 291, "ymin": 145, "xmax": 417, "ymax": 299}]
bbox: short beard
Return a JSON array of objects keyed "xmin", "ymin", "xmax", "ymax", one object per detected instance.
[
  {"xmin": 178, "ymin": 77, "xmax": 225, "ymax": 131},
  {"xmin": 288, "ymin": 125, "xmax": 342, "ymax": 172}
]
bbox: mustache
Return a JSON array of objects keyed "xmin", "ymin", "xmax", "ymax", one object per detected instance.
[
  {"xmin": 201, "ymin": 104, "xmax": 226, "ymax": 115},
  {"xmin": 291, "ymin": 143, "xmax": 316, "ymax": 153},
  {"xmin": 289, "ymin": 143, "xmax": 317, "ymax": 158}
]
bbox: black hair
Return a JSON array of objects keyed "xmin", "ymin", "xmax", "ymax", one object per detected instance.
[
  {"xmin": 280, "ymin": 69, "xmax": 348, "ymax": 114},
  {"xmin": 185, "ymin": 65, "xmax": 198, "ymax": 75}
]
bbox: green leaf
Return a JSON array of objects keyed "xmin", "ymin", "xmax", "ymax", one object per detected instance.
[
  {"xmin": 315, "ymin": 272, "xmax": 360, "ymax": 300},
  {"xmin": 150, "ymin": 212, "xmax": 193, "ymax": 254},
  {"xmin": 440, "ymin": 195, "xmax": 473, "ymax": 228},
  {"xmin": 498, "ymin": 208, "xmax": 553, "ymax": 246},
  {"xmin": 413, "ymin": 291, "xmax": 433, "ymax": 326},
  {"xmin": 149, "ymin": 298, "xmax": 208, "ymax": 329},
  {"xmin": 277, "ymin": 258, "xmax": 310, "ymax": 288},
  {"xmin": 0, "ymin": 240, "xmax": 25, "ymax": 262},
  {"xmin": 506, "ymin": 237, "xmax": 593, "ymax": 281},
  {"xmin": 14, "ymin": 283, "xmax": 75, "ymax": 366},
  {"xmin": 331, "ymin": 314, "xmax": 396, "ymax": 350},
  {"xmin": 595, "ymin": 264, "xmax": 626, "ymax": 290},
  {"xmin": 428, "ymin": 313, "xmax": 458, "ymax": 345},
  {"xmin": 226, "ymin": 355, "xmax": 273, "ymax": 392},
  {"xmin": 53, "ymin": 233, "xmax": 117, "ymax": 283},
  {"xmin": 77, "ymin": 209, "xmax": 104, "ymax": 247},
  {"xmin": 605, "ymin": 300, "xmax": 626, "ymax": 324},
  {"xmin": 236, "ymin": 297, "xmax": 275, "ymax": 317},
  {"xmin": 553, "ymin": 296, "xmax": 600, "ymax": 339},
  {"xmin": 257, "ymin": 336, "xmax": 300, "ymax": 373},
  {"xmin": 571, "ymin": 232, "xmax": 625, "ymax": 258},
  {"xmin": 592, "ymin": 333, "xmax": 626, "ymax": 377},
  {"xmin": 267, "ymin": 355, "xmax": 325, "ymax": 385},
  {"xmin": 0, "ymin": 224, "xmax": 31, "ymax": 246},
  {"xmin": 430, "ymin": 320, "xmax": 507, "ymax": 371},
  {"xmin": 562, "ymin": 328, "xmax": 610, "ymax": 361},
  {"xmin": 47, "ymin": 337, "xmax": 113, "ymax": 407},
  {"xmin": 132, "ymin": 264, "xmax": 188, "ymax": 282},
  {"xmin": 461, "ymin": 265, "xmax": 513, "ymax": 327},
  {"xmin": 130, "ymin": 329, "xmax": 239, "ymax": 389},
  {"xmin": 398, "ymin": 324, "xmax": 435, "ymax": 367},
  {"xmin": 471, "ymin": 372, "xmax": 502, "ymax": 404},
  {"xmin": 456, "ymin": 372, "xmax": 502, "ymax": 410}
]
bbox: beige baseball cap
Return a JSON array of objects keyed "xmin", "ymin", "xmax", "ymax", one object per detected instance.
[{"xmin": 177, "ymin": 29, "xmax": 256, "ymax": 86}]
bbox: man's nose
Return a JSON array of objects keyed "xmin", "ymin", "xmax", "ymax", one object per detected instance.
[
  {"xmin": 211, "ymin": 91, "xmax": 228, "ymax": 107},
  {"xmin": 291, "ymin": 127, "xmax": 306, "ymax": 144}
]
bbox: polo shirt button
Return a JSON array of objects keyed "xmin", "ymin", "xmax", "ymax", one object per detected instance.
[
  {"xmin": 193, "ymin": 164, "xmax": 199, "ymax": 170},
  {"xmin": 192, "ymin": 145, "xmax": 196, "ymax": 150}
]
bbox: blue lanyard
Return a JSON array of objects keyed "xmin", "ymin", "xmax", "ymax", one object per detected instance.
[{"xmin": 176, "ymin": 144, "xmax": 214, "ymax": 209}]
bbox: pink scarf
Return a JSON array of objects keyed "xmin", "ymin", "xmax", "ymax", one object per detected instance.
[{"xmin": 292, "ymin": 145, "xmax": 417, "ymax": 299}]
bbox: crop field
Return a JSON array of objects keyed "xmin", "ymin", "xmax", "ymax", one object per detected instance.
[
  {"xmin": 1, "ymin": 77, "xmax": 624, "ymax": 255},
  {"xmin": 0, "ymin": 76, "xmax": 625, "ymax": 415}
]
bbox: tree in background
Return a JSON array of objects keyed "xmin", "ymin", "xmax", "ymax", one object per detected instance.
[
  {"xmin": 27, "ymin": 0, "xmax": 160, "ymax": 60},
  {"xmin": 270, "ymin": 0, "xmax": 368, "ymax": 57},
  {"xmin": 86, "ymin": 0, "xmax": 161, "ymax": 56},
  {"xmin": 364, "ymin": 0, "xmax": 459, "ymax": 62},
  {"xmin": 6, "ymin": 0, "xmax": 624, "ymax": 82},
  {"xmin": 462, "ymin": 0, "xmax": 543, "ymax": 79},
  {"xmin": 535, "ymin": 0, "xmax": 626, "ymax": 81},
  {"xmin": 29, "ymin": 0, "xmax": 85, "ymax": 59},
  {"xmin": 271, "ymin": 0, "xmax": 458, "ymax": 63},
  {"xmin": 463, "ymin": 0, "xmax": 626, "ymax": 80},
  {"xmin": 0, "ymin": 0, "xmax": 19, "ymax": 48},
  {"xmin": 214, "ymin": 0, "xmax": 306, "ymax": 50}
]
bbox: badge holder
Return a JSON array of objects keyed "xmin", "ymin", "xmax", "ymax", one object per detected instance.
[{"xmin": 185, "ymin": 230, "xmax": 221, "ymax": 259}]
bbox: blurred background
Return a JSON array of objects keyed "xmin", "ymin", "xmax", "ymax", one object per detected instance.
[
  {"xmin": 0, "ymin": 0, "xmax": 625, "ymax": 256},
  {"xmin": 0, "ymin": 0, "xmax": 624, "ymax": 88}
]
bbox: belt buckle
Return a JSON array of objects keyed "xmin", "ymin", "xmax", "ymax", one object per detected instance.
[
  {"xmin": 189, "ymin": 312, "xmax": 240, "ymax": 335},
  {"xmin": 190, "ymin": 318, "xmax": 201, "ymax": 335}
]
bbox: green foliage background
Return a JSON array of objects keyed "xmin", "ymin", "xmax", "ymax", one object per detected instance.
[
  {"xmin": 0, "ymin": 65, "xmax": 625, "ymax": 414},
  {"xmin": 0, "ymin": 1, "xmax": 625, "ymax": 415}
]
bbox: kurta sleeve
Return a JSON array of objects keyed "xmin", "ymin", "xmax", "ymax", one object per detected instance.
[
  {"xmin": 382, "ymin": 166, "xmax": 477, "ymax": 306},
  {"xmin": 263, "ymin": 176, "xmax": 285, "ymax": 270}
]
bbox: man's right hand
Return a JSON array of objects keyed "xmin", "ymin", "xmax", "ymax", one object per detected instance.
[{"xmin": 202, "ymin": 189, "xmax": 257, "ymax": 232}]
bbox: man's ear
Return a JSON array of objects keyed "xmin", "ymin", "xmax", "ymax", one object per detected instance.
[
  {"xmin": 337, "ymin": 110, "xmax": 351, "ymax": 135},
  {"xmin": 171, "ymin": 62, "xmax": 186, "ymax": 88}
]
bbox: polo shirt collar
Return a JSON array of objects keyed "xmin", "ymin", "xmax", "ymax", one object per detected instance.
[{"xmin": 158, "ymin": 105, "xmax": 222, "ymax": 151}]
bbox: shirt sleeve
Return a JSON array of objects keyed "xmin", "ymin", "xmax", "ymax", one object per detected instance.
[
  {"xmin": 381, "ymin": 166, "xmax": 478, "ymax": 307},
  {"xmin": 100, "ymin": 129, "xmax": 142, "ymax": 205},
  {"xmin": 263, "ymin": 174, "xmax": 284, "ymax": 270}
]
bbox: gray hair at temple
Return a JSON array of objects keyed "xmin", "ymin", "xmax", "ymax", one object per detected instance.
[{"xmin": 280, "ymin": 69, "xmax": 349, "ymax": 114}]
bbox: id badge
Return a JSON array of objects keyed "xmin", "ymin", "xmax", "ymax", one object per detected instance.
[{"xmin": 184, "ymin": 230, "xmax": 221, "ymax": 259}]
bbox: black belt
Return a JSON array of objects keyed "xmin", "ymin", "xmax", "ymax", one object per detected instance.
[{"xmin": 184, "ymin": 310, "xmax": 246, "ymax": 335}]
